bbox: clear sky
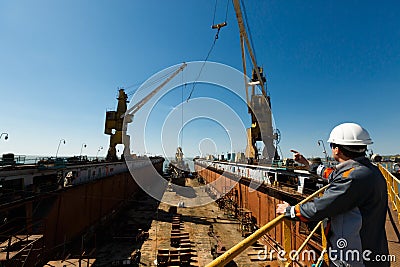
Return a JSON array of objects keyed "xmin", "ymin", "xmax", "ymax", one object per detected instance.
[{"xmin": 0, "ymin": 0, "xmax": 399, "ymax": 159}]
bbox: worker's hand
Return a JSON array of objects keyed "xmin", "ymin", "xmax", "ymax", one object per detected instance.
[
  {"xmin": 276, "ymin": 201, "xmax": 289, "ymax": 214},
  {"xmin": 290, "ymin": 149, "xmax": 310, "ymax": 168}
]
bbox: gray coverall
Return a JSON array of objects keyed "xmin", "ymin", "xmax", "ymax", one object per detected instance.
[{"xmin": 285, "ymin": 157, "xmax": 389, "ymax": 266}]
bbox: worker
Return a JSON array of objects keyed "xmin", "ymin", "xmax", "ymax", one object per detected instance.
[{"xmin": 277, "ymin": 122, "xmax": 389, "ymax": 266}]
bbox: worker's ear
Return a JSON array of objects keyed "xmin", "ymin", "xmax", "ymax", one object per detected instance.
[{"xmin": 332, "ymin": 146, "xmax": 340, "ymax": 155}]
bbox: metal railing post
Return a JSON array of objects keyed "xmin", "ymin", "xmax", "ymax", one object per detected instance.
[
  {"xmin": 321, "ymin": 220, "xmax": 329, "ymax": 265},
  {"xmin": 394, "ymin": 176, "xmax": 400, "ymax": 221},
  {"xmin": 379, "ymin": 164, "xmax": 400, "ymax": 222},
  {"xmin": 284, "ymin": 221, "xmax": 322, "ymax": 267},
  {"xmin": 205, "ymin": 214, "xmax": 285, "ymax": 267},
  {"xmin": 282, "ymin": 218, "xmax": 292, "ymax": 262}
]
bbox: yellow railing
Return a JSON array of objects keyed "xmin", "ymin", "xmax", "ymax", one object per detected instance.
[
  {"xmin": 283, "ymin": 220, "xmax": 323, "ymax": 267},
  {"xmin": 205, "ymin": 184, "xmax": 329, "ymax": 267},
  {"xmin": 378, "ymin": 164, "xmax": 400, "ymax": 222}
]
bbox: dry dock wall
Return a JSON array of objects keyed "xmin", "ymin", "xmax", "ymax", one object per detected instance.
[
  {"xmin": 44, "ymin": 164, "xmax": 154, "ymax": 249},
  {"xmin": 195, "ymin": 164, "xmax": 284, "ymax": 242},
  {"xmin": 195, "ymin": 162, "xmax": 323, "ymax": 262}
]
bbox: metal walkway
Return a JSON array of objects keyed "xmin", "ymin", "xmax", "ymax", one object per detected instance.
[{"xmin": 386, "ymin": 201, "xmax": 400, "ymax": 262}]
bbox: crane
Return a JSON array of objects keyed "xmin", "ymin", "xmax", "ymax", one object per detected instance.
[
  {"xmin": 232, "ymin": 0, "xmax": 278, "ymax": 163},
  {"xmin": 104, "ymin": 63, "xmax": 187, "ymax": 161}
]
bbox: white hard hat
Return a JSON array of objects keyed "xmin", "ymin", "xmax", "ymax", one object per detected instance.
[{"xmin": 327, "ymin": 122, "xmax": 373, "ymax": 146}]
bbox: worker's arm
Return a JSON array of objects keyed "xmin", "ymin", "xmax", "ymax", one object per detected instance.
[
  {"xmin": 283, "ymin": 171, "xmax": 363, "ymax": 222},
  {"xmin": 290, "ymin": 150, "xmax": 311, "ymax": 169},
  {"xmin": 291, "ymin": 149, "xmax": 334, "ymax": 179}
]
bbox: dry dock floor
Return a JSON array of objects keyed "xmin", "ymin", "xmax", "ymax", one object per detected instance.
[{"xmin": 139, "ymin": 178, "xmax": 277, "ymax": 267}]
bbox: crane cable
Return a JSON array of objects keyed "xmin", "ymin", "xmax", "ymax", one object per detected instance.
[
  {"xmin": 125, "ymin": 67, "xmax": 179, "ymax": 97},
  {"xmin": 212, "ymin": 0, "xmax": 229, "ymax": 32},
  {"xmin": 186, "ymin": 0, "xmax": 229, "ymax": 102},
  {"xmin": 180, "ymin": 71, "xmax": 186, "ymax": 148},
  {"xmin": 185, "ymin": 34, "xmax": 218, "ymax": 102}
]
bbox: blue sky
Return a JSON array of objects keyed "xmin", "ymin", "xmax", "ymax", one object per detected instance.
[{"xmin": 0, "ymin": 0, "xmax": 399, "ymax": 159}]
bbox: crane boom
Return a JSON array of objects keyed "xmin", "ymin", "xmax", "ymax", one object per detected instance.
[
  {"xmin": 232, "ymin": 0, "xmax": 266, "ymax": 97},
  {"xmin": 123, "ymin": 63, "xmax": 187, "ymax": 118}
]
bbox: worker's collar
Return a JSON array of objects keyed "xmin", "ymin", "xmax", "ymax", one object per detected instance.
[{"xmin": 335, "ymin": 156, "xmax": 368, "ymax": 172}]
